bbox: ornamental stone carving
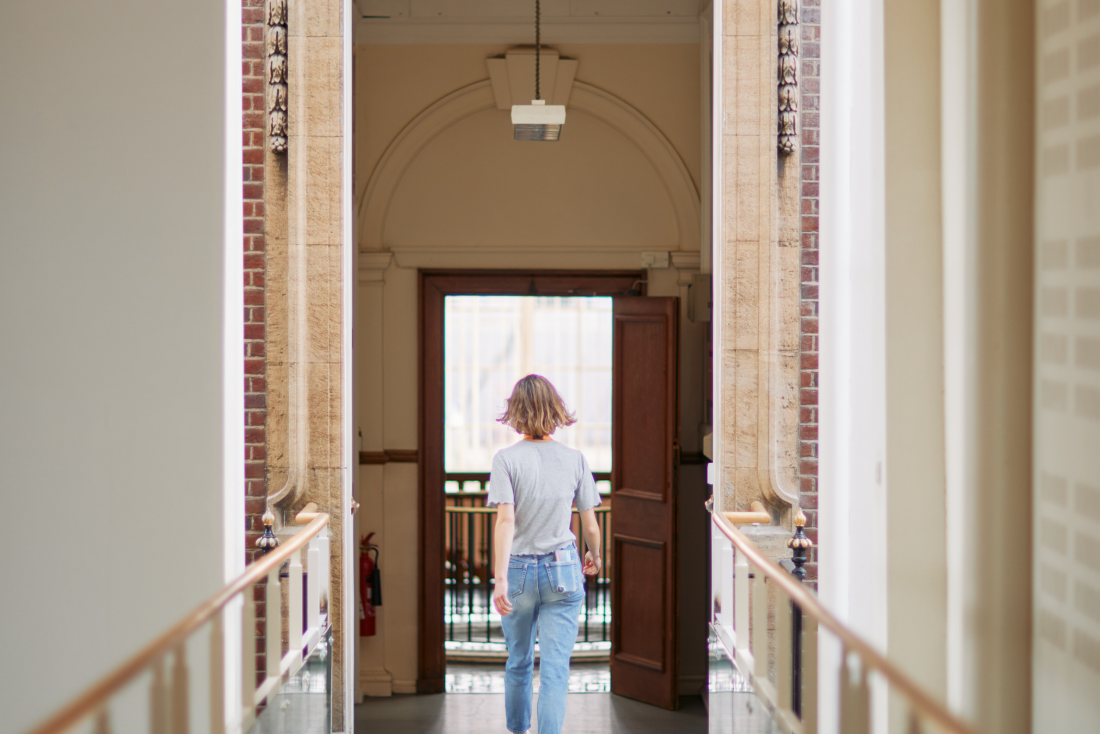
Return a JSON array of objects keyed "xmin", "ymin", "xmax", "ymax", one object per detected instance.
[
  {"xmin": 268, "ymin": 0, "xmax": 288, "ymax": 153},
  {"xmin": 778, "ymin": 0, "xmax": 799, "ymax": 155}
]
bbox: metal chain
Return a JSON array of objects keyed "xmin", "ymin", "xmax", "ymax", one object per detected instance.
[{"xmin": 535, "ymin": 0, "xmax": 541, "ymax": 100}]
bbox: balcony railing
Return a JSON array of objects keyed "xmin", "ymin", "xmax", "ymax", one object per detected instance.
[
  {"xmin": 708, "ymin": 500, "xmax": 981, "ymax": 734},
  {"xmin": 444, "ymin": 472, "xmax": 612, "ymax": 655},
  {"xmin": 24, "ymin": 514, "xmax": 332, "ymax": 734}
]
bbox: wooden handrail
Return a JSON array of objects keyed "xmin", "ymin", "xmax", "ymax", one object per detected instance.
[
  {"xmin": 724, "ymin": 500, "xmax": 770, "ymax": 524},
  {"xmin": 25, "ymin": 514, "xmax": 330, "ymax": 734},
  {"xmin": 710, "ymin": 508, "xmax": 980, "ymax": 734},
  {"xmin": 443, "ymin": 472, "xmax": 612, "ymax": 483},
  {"xmin": 444, "ymin": 505, "xmax": 612, "ymax": 513},
  {"xmin": 295, "ymin": 501, "xmax": 321, "ymax": 523}
]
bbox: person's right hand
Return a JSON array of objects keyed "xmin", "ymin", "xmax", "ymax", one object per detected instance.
[
  {"xmin": 493, "ymin": 579, "xmax": 513, "ymax": 616},
  {"xmin": 583, "ymin": 550, "xmax": 602, "ymax": 576}
]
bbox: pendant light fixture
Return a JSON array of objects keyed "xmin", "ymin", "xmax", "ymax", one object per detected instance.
[{"xmin": 512, "ymin": 0, "xmax": 565, "ymax": 141}]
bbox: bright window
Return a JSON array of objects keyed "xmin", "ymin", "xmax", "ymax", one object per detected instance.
[{"xmin": 444, "ymin": 296, "xmax": 612, "ymax": 472}]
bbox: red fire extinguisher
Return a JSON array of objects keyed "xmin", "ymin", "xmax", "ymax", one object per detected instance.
[{"xmin": 360, "ymin": 533, "xmax": 382, "ymax": 636}]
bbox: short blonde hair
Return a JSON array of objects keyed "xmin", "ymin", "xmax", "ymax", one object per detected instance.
[{"xmin": 498, "ymin": 374, "xmax": 577, "ymax": 438}]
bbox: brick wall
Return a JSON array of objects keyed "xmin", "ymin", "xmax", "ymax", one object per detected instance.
[
  {"xmin": 243, "ymin": 0, "xmax": 268, "ymax": 679},
  {"xmin": 799, "ymin": 0, "xmax": 821, "ymax": 583}
]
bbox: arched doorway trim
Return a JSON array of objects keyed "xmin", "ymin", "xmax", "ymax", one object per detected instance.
[{"xmin": 356, "ymin": 79, "xmax": 701, "ymax": 251}]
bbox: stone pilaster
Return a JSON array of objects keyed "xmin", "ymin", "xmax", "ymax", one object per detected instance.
[
  {"xmin": 715, "ymin": 0, "xmax": 801, "ymax": 526},
  {"xmin": 263, "ymin": 0, "xmax": 347, "ymax": 727}
]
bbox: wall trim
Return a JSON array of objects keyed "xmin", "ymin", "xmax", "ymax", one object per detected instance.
[
  {"xmin": 357, "ymin": 79, "xmax": 700, "ymax": 254},
  {"xmin": 354, "ymin": 17, "xmax": 701, "ymax": 45},
  {"xmin": 360, "ymin": 449, "xmax": 419, "ymax": 465}
]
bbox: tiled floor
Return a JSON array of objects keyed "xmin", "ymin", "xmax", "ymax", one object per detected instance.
[
  {"xmin": 356, "ymin": 661, "xmax": 706, "ymax": 733},
  {"xmin": 446, "ymin": 663, "xmax": 610, "ymax": 694},
  {"xmin": 356, "ymin": 655, "xmax": 782, "ymax": 734},
  {"xmin": 354, "ymin": 692, "xmax": 707, "ymax": 734}
]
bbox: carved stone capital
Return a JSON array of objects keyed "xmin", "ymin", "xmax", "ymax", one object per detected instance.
[
  {"xmin": 267, "ymin": 0, "xmax": 289, "ymax": 154},
  {"xmin": 777, "ymin": 0, "xmax": 799, "ymax": 155}
]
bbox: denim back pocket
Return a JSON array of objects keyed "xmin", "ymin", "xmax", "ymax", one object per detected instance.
[
  {"xmin": 507, "ymin": 562, "xmax": 527, "ymax": 598},
  {"xmin": 546, "ymin": 561, "xmax": 579, "ymax": 594}
]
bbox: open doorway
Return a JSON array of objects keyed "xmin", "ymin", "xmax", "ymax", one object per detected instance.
[
  {"xmin": 442, "ymin": 294, "xmax": 614, "ymax": 694},
  {"xmin": 419, "ymin": 271, "xmax": 684, "ymax": 710}
]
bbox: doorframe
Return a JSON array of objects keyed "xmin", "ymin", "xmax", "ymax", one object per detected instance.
[{"xmin": 416, "ymin": 269, "xmax": 644, "ymax": 692}]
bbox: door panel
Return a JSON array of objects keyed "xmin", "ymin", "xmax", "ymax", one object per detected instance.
[
  {"xmin": 610, "ymin": 296, "xmax": 679, "ymax": 710},
  {"xmin": 614, "ymin": 536, "xmax": 666, "ymax": 670},
  {"xmin": 617, "ymin": 319, "xmax": 669, "ymax": 501}
]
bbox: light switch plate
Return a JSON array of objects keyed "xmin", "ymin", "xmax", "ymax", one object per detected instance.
[{"xmin": 641, "ymin": 251, "xmax": 670, "ymax": 269}]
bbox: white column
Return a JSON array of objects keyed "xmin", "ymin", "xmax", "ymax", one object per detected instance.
[{"xmin": 819, "ymin": 0, "xmax": 888, "ymax": 732}]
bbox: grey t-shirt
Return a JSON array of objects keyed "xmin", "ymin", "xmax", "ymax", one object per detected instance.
[{"xmin": 486, "ymin": 439, "xmax": 602, "ymax": 556}]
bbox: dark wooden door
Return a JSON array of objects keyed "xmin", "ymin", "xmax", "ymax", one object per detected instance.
[
  {"xmin": 417, "ymin": 271, "xmax": 644, "ymax": 693},
  {"xmin": 609, "ymin": 296, "xmax": 679, "ymax": 710}
]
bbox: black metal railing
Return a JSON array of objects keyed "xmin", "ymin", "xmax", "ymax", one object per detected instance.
[{"xmin": 443, "ymin": 473, "xmax": 612, "ymax": 651}]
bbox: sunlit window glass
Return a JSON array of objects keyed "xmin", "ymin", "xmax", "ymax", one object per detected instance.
[{"xmin": 444, "ymin": 296, "xmax": 612, "ymax": 472}]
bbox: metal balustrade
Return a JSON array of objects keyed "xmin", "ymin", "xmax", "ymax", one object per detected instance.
[
  {"xmin": 24, "ymin": 515, "xmax": 333, "ymax": 734},
  {"xmin": 708, "ymin": 501, "xmax": 981, "ymax": 734},
  {"xmin": 444, "ymin": 473, "xmax": 612, "ymax": 654}
]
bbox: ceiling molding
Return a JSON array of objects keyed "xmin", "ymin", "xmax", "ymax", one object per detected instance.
[
  {"xmin": 354, "ymin": 16, "xmax": 701, "ymax": 45},
  {"xmin": 356, "ymin": 77, "xmax": 700, "ymax": 253},
  {"xmin": 379, "ymin": 248, "xmax": 668, "ymax": 272},
  {"xmin": 486, "ymin": 47, "xmax": 578, "ymax": 108}
]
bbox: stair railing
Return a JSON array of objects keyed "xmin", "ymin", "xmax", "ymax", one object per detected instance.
[
  {"xmin": 708, "ymin": 500, "xmax": 980, "ymax": 734},
  {"xmin": 24, "ymin": 513, "xmax": 331, "ymax": 734}
]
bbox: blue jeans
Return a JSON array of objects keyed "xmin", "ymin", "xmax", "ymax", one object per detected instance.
[{"xmin": 500, "ymin": 543, "xmax": 585, "ymax": 734}]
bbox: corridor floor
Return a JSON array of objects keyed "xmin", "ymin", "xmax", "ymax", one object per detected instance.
[
  {"xmin": 353, "ymin": 691, "xmax": 707, "ymax": 734},
  {"xmin": 357, "ymin": 663, "xmax": 705, "ymax": 734}
]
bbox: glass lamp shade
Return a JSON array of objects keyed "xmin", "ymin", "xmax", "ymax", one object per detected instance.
[{"xmin": 511, "ymin": 99, "xmax": 566, "ymax": 142}]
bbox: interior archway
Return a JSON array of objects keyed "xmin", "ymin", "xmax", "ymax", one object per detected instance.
[{"xmin": 357, "ymin": 80, "xmax": 700, "ymax": 252}]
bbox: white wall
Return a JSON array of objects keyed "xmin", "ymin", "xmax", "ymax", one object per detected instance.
[
  {"xmin": 822, "ymin": 0, "xmax": 949, "ymax": 731},
  {"xmin": 0, "ymin": 3, "xmax": 239, "ymax": 732},
  {"xmin": 1033, "ymin": 1, "xmax": 1100, "ymax": 729},
  {"xmin": 824, "ymin": 1, "xmax": 1034, "ymax": 733},
  {"xmin": 819, "ymin": 0, "xmax": 889, "ymax": 729}
]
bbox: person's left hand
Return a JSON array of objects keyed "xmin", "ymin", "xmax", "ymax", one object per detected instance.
[
  {"xmin": 493, "ymin": 578, "xmax": 513, "ymax": 616},
  {"xmin": 583, "ymin": 550, "xmax": 602, "ymax": 577}
]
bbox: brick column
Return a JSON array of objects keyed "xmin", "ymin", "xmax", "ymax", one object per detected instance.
[
  {"xmin": 799, "ymin": 0, "xmax": 821, "ymax": 583},
  {"xmin": 242, "ymin": 0, "xmax": 269, "ymax": 679}
]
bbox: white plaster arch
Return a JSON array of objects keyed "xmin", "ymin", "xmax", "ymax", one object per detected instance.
[{"xmin": 356, "ymin": 79, "xmax": 700, "ymax": 251}]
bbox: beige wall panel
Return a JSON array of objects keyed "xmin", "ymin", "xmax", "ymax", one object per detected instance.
[
  {"xmin": 357, "ymin": 465, "xmax": 390, "ymax": 694},
  {"xmin": 383, "ymin": 461, "xmax": 421, "ymax": 690},
  {"xmin": 1034, "ymin": 0, "xmax": 1100, "ymax": 729},
  {"xmin": 355, "ymin": 279, "xmax": 390, "ymax": 693},
  {"xmin": 382, "ymin": 264, "xmax": 420, "ymax": 449},
  {"xmin": 356, "ymin": 44, "xmax": 512, "ymax": 185},
  {"xmin": 383, "ymin": 107, "xmax": 679, "ymax": 249},
  {"xmin": 357, "ymin": 281, "xmax": 386, "ymax": 449},
  {"xmin": 554, "ymin": 43, "xmax": 701, "ymax": 187},
  {"xmin": 883, "ymin": 0, "xmax": 948, "ymax": 725}
]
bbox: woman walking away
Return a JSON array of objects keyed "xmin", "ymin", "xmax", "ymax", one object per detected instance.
[{"xmin": 488, "ymin": 374, "xmax": 603, "ymax": 734}]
